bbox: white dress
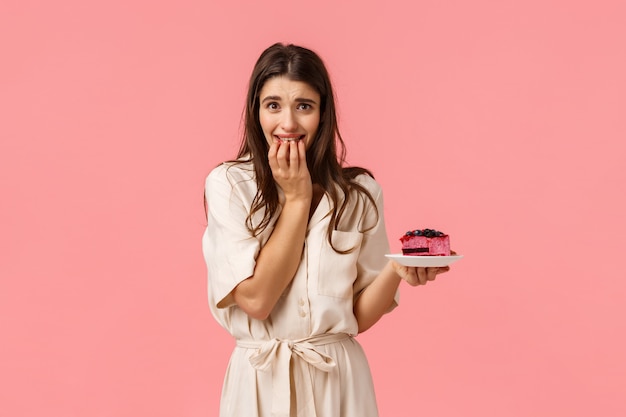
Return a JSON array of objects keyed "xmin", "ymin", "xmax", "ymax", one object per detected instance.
[{"xmin": 203, "ymin": 161, "xmax": 397, "ymax": 417}]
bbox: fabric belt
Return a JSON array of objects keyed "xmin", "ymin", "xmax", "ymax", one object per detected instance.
[{"xmin": 236, "ymin": 333, "xmax": 351, "ymax": 417}]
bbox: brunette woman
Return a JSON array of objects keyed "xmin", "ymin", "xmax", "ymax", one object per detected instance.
[{"xmin": 203, "ymin": 43, "xmax": 449, "ymax": 417}]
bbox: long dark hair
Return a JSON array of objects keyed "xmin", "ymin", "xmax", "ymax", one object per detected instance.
[{"xmin": 232, "ymin": 43, "xmax": 377, "ymax": 252}]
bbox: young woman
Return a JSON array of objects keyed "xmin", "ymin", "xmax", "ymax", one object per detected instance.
[{"xmin": 203, "ymin": 43, "xmax": 450, "ymax": 417}]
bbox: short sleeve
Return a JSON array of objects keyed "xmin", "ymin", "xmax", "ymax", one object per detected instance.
[
  {"xmin": 203, "ymin": 164, "xmax": 261, "ymax": 309},
  {"xmin": 353, "ymin": 179, "xmax": 399, "ymax": 311}
]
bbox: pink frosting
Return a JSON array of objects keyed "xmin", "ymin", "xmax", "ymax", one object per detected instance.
[{"xmin": 400, "ymin": 234, "xmax": 450, "ymax": 256}]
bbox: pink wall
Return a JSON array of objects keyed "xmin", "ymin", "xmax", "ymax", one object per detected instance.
[{"xmin": 1, "ymin": 1, "xmax": 625, "ymax": 416}]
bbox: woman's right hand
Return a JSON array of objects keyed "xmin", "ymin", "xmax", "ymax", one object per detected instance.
[
  {"xmin": 268, "ymin": 139, "xmax": 312, "ymax": 203},
  {"xmin": 230, "ymin": 139, "xmax": 312, "ymax": 320}
]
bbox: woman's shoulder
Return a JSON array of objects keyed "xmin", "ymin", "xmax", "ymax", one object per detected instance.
[
  {"xmin": 205, "ymin": 159, "xmax": 256, "ymax": 192},
  {"xmin": 207, "ymin": 159, "xmax": 255, "ymax": 181},
  {"xmin": 351, "ymin": 170, "xmax": 382, "ymax": 196}
]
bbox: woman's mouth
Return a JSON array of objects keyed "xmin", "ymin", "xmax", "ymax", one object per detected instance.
[{"xmin": 275, "ymin": 135, "xmax": 305, "ymax": 143}]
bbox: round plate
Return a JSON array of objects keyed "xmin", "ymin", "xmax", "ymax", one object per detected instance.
[{"xmin": 385, "ymin": 254, "xmax": 463, "ymax": 267}]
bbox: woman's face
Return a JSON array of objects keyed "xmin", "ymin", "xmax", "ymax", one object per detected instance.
[{"xmin": 258, "ymin": 76, "xmax": 321, "ymax": 150}]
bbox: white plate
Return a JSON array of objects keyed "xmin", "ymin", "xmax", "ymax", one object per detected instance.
[{"xmin": 385, "ymin": 254, "xmax": 463, "ymax": 267}]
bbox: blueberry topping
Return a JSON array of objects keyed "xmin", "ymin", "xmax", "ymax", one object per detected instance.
[{"xmin": 405, "ymin": 228, "xmax": 446, "ymax": 238}]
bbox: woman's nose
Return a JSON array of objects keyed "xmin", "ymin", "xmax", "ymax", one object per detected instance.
[{"xmin": 280, "ymin": 110, "xmax": 298, "ymax": 131}]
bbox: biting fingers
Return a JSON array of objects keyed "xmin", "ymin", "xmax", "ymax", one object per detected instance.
[
  {"xmin": 268, "ymin": 142, "xmax": 279, "ymax": 170},
  {"xmin": 288, "ymin": 141, "xmax": 299, "ymax": 171},
  {"xmin": 275, "ymin": 141, "xmax": 290, "ymax": 171}
]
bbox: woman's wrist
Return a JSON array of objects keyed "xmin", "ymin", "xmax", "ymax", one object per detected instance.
[
  {"xmin": 385, "ymin": 260, "xmax": 404, "ymax": 281},
  {"xmin": 281, "ymin": 196, "xmax": 312, "ymax": 212}
]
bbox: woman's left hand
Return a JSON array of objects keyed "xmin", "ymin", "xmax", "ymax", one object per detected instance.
[
  {"xmin": 390, "ymin": 250, "xmax": 456, "ymax": 286},
  {"xmin": 392, "ymin": 263, "xmax": 450, "ymax": 286}
]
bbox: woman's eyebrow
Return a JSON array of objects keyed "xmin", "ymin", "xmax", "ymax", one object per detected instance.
[
  {"xmin": 261, "ymin": 96, "xmax": 318, "ymax": 104},
  {"xmin": 261, "ymin": 95, "xmax": 282, "ymax": 103},
  {"xmin": 295, "ymin": 98, "xmax": 318, "ymax": 104}
]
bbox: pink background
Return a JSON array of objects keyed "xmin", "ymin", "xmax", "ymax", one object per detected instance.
[{"xmin": 1, "ymin": 0, "xmax": 625, "ymax": 416}]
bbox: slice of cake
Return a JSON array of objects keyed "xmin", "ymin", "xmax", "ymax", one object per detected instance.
[{"xmin": 400, "ymin": 228, "xmax": 450, "ymax": 256}]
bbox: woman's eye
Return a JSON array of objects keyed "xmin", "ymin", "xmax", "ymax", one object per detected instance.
[
  {"xmin": 267, "ymin": 102, "xmax": 279, "ymax": 110},
  {"xmin": 297, "ymin": 103, "xmax": 311, "ymax": 110}
]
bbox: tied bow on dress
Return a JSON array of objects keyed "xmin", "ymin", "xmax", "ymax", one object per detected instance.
[{"xmin": 237, "ymin": 333, "xmax": 350, "ymax": 417}]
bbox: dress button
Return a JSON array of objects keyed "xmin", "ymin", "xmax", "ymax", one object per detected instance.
[
  {"xmin": 299, "ymin": 310, "xmax": 307, "ymax": 317},
  {"xmin": 298, "ymin": 298, "xmax": 305, "ymax": 306}
]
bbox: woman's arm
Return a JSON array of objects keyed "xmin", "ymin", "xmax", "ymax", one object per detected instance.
[
  {"xmin": 219, "ymin": 140, "xmax": 311, "ymax": 320},
  {"xmin": 354, "ymin": 261, "xmax": 450, "ymax": 333}
]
